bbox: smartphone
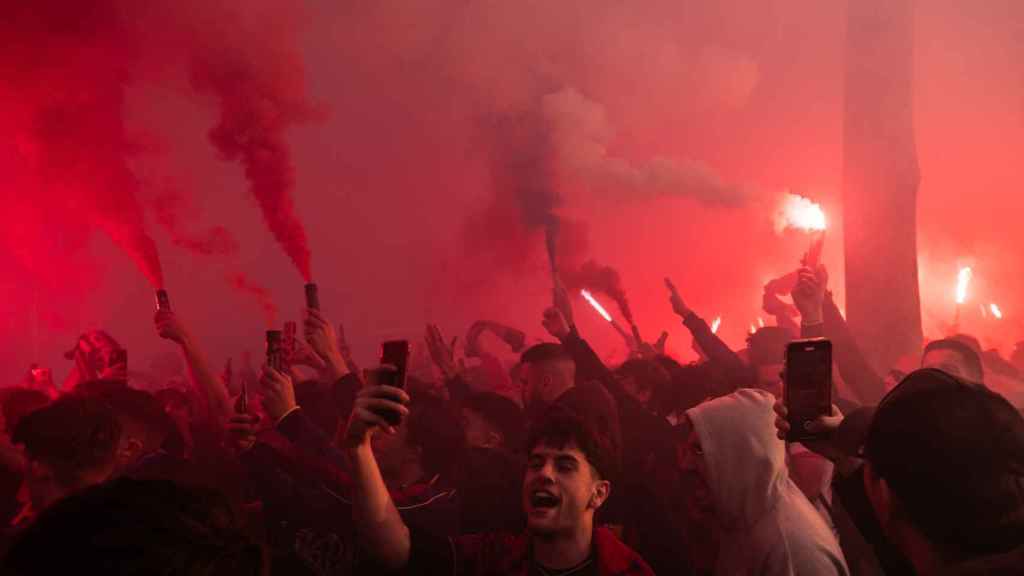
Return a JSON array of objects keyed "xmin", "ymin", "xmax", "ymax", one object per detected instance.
[
  {"xmin": 379, "ymin": 340, "xmax": 410, "ymax": 389},
  {"xmin": 784, "ymin": 338, "xmax": 832, "ymax": 442},
  {"xmin": 266, "ymin": 330, "xmax": 284, "ymax": 372},
  {"xmin": 377, "ymin": 340, "xmax": 410, "ymax": 425}
]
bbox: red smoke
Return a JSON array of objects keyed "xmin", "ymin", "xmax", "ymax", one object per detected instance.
[
  {"xmin": 0, "ymin": 1, "xmax": 164, "ymax": 288},
  {"xmin": 228, "ymin": 273, "xmax": 279, "ymax": 328},
  {"xmin": 152, "ymin": 190, "xmax": 240, "ymax": 257},
  {"xmin": 189, "ymin": 46, "xmax": 317, "ymax": 282}
]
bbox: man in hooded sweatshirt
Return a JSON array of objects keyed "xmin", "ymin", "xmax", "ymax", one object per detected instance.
[{"xmin": 677, "ymin": 388, "xmax": 850, "ymax": 575}]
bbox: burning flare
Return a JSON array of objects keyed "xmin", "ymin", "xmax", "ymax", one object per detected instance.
[
  {"xmin": 955, "ymin": 267, "xmax": 972, "ymax": 304},
  {"xmin": 711, "ymin": 316, "xmax": 722, "ymax": 334},
  {"xmin": 580, "ymin": 289, "xmax": 613, "ymax": 322},
  {"xmin": 775, "ymin": 193, "xmax": 827, "ymax": 233},
  {"xmin": 990, "ymin": 303, "xmax": 1003, "ymax": 319}
]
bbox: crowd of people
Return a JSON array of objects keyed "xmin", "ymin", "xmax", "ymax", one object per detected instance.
[{"xmin": 1, "ymin": 263, "xmax": 1022, "ymax": 575}]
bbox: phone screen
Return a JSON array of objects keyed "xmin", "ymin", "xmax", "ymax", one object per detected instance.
[
  {"xmin": 785, "ymin": 339, "xmax": 832, "ymax": 441},
  {"xmin": 379, "ymin": 340, "xmax": 410, "ymax": 389}
]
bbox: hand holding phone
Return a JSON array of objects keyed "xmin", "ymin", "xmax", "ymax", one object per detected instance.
[
  {"xmin": 784, "ymin": 338, "xmax": 832, "ymax": 442},
  {"xmin": 374, "ymin": 340, "xmax": 410, "ymax": 425}
]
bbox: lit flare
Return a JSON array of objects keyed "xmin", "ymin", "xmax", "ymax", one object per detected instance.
[{"xmin": 581, "ymin": 289, "xmax": 613, "ymax": 322}]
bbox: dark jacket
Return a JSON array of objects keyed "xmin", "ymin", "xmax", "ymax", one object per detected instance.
[{"xmin": 406, "ymin": 526, "xmax": 655, "ymax": 576}]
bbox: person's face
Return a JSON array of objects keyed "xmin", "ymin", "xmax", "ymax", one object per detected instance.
[
  {"xmin": 676, "ymin": 420, "xmax": 715, "ymax": 525},
  {"xmin": 618, "ymin": 375, "xmax": 652, "ymax": 407},
  {"xmin": 756, "ymin": 363, "xmax": 784, "ymax": 398},
  {"xmin": 921, "ymin": 349, "xmax": 974, "ymax": 380},
  {"xmin": 462, "ymin": 407, "xmax": 501, "ymax": 450},
  {"xmin": 523, "ymin": 442, "xmax": 608, "ymax": 537}
]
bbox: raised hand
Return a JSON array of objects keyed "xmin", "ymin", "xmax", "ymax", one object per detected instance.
[
  {"xmin": 155, "ymin": 310, "xmax": 191, "ymax": 347},
  {"xmin": 259, "ymin": 364, "xmax": 297, "ymax": 423},
  {"xmin": 341, "ymin": 382, "xmax": 410, "ymax": 448},
  {"xmin": 337, "ymin": 323, "xmax": 361, "ymax": 377},
  {"xmin": 425, "ymin": 324, "xmax": 458, "ymax": 379},
  {"xmin": 664, "ymin": 278, "xmax": 691, "ymax": 318},
  {"xmin": 773, "ymin": 398, "xmax": 846, "ymax": 462},
  {"xmin": 542, "ymin": 307, "xmax": 571, "ymax": 341},
  {"xmin": 792, "ymin": 265, "xmax": 828, "ymax": 325},
  {"xmin": 224, "ymin": 413, "xmax": 260, "ymax": 453}
]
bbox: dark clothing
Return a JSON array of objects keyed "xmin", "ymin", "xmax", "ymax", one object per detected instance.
[
  {"xmin": 682, "ymin": 312, "xmax": 752, "ymax": 392},
  {"xmin": 802, "ymin": 295, "xmax": 887, "ymax": 405},
  {"xmin": 559, "ymin": 328, "xmax": 694, "ymax": 575},
  {"xmin": 457, "ymin": 447, "xmax": 525, "ymax": 534},
  {"xmin": 833, "ymin": 465, "xmax": 915, "ymax": 575},
  {"xmin": 243, "ymin": 408, "xmax": 459, "ymax": 576},
  {"xmin": 404, "ymin": 526, "xmax": 654, "ymax": 576}
]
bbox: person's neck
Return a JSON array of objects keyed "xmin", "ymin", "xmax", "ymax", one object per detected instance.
[{"xmin": 532, "ymin": 519, "xmax": 593, "ymax": 570}]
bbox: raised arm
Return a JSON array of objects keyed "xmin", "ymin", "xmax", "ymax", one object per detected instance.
[
  {"xmin": 665, "ymin": 278, "xmax": 748, "ymax": 388},
  {"xmin": 792, "ymin": 266, "xmax": 884, "ymax": 404},
  {"xmin": 155, "ymin": 310, "xmax": 232, "ymax": 426},
  {"xmin": 341, "ymin": 378, "xmax": 413, "ymax": 572}
]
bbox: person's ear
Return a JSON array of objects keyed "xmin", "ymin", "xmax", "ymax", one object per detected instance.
[
  {"xmin": 863, "ymin": 461, "xmax": 893, "ymax": 528},
  {"xmin": 589, "ymin": 480, "xmax": 611, "ymax": 510}
]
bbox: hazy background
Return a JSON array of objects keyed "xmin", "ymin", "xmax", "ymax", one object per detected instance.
[{"xmin": 2, "ymin": 1, "xmax": 1022, "ymax": 386}]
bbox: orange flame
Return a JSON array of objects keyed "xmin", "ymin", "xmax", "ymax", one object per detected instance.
[
  {"xmin": 711, "ymin": 316, "xmax": 722, "ymax": 334},
  {"xmin": 775, "ymin": 193, "xmax": 826, "ymax": 233},
  {"xmin": 990, "ymin": 303, "xmax": 1003, "ymax": 319}
]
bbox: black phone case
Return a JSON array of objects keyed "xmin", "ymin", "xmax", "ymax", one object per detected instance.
[{"xmin": 784, "ymin": 338, "xmax": 832, "ymax": 442}]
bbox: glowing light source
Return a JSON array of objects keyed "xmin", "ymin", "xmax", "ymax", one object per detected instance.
[
  {"xmin": 990, "ymin": 303, "xmax": 1003, "ymax": 319},
  {"xmin": 581, "ymin": 289, "xmax": 612, "ymax": 322},
  {"xmin": 955, "ymin": 267, "xmax": 972, "ymax": 304},
  {"xmin": 711, "ymin": 316, "xmax": 722, "ymax": 334},
  {"xmin": 775, "ymin": 193, "xmax": 826, "ymax": 233},
  {"xmin": 757, "ymin": 317, "xmax": 765, "ymax": 328},
  {"xmin": 749, "ymin": 323, "xmax": 757, "ymax": 334}
]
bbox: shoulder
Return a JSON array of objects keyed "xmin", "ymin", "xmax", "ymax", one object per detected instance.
[
  {"xmin": 763, "ymin": 490, "xmax": 850, "ymax": 576},
  {"xmin": 593, "ymin": 527, "xmax": 655, "ymax": 576},
  {"xmin": 452, "ymin": 531, "xmax": 530, "ymax": 574}
]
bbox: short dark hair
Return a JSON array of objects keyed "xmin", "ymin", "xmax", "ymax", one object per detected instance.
[
  {"xmin": 98, "ymin": 388, "xmax": 173, "ymax": 452},
  {"xmin": 923, "ymin": 338, "xmax": 984, "ymax": 382},
  {"xmin": 406, "ymin": 394, "xmax": 464, "ymax": 478},
  {"xmin": 864, "ymin": 368, "xmax": 1024, "ymax": 560},
  {"xmin": 3, "ymin": 478, "xmax": 266, "ymax": 575},
  {"xmin": 520, "ymin": 343, "xmax": 572, "ymax": 366},
  {"xmin": 746, "ymin": 327, "xmax": 790, "ymax": 367},
  {"xmin": 13, "ymin": 396, "xmax": 121, "ymax": 487},
  {"xmin": 614, "ymin": 358, "xmax": 671, "ymax": 395},
  {"xmin": 462, "ymin": 392, "xmax": 525, "ymax": 450},
  {"xmin": 526, "ymin": 406, "xmax": 619, "ymax": 482}
]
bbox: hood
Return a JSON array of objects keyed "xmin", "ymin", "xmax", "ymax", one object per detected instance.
[{"xmin": 686, "ymin": 388, "xmax": 787, "ymax": 529}]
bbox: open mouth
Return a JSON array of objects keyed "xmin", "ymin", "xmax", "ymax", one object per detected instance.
[{"xmin": 530, "ymin": 490, "xmax": 561, "ymax": 509}]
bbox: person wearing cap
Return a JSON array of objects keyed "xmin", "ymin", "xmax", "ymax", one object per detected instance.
[
  {"xmin": 776, "ymin": 368, "xmax": 1024, "ymax": 575},
  {"xmin": 677, "ymin": 388, "xmax": 850, "ymax": 575}
]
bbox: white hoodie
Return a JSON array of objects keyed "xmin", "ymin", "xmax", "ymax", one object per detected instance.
[{"xmin": 686, "ymin": 389, "xmax": 850, "ymax": 576}]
